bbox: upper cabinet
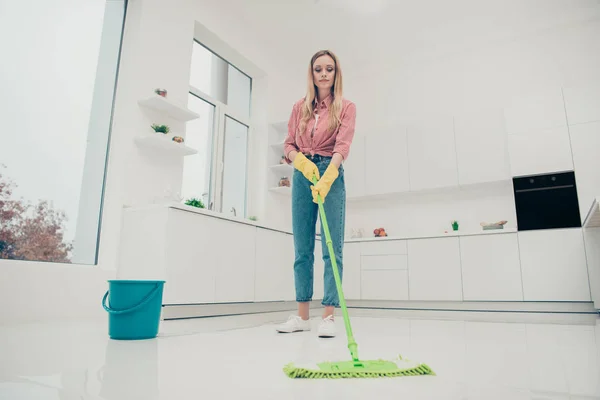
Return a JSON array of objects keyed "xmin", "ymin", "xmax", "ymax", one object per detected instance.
[
  {"xmin": 454, "ymin": 109, "xmax": 511, "ymax": 185},
  {"xmin": 344, "ymin": 136, "xmax": 366, "ymax": 198},
  {"xmin": 407, "ymin": 116, "xmax": 459, "ymax": 191},
  {"xmin": 364, "ymin": 129, "xmax": 410, "ymax": 196},
  {"xmin": 503, "ymin": 88, "xmax": 573, "ymax": 176}
]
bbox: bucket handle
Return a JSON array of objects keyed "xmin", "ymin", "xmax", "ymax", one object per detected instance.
[{"xmin": 102, "ymin": 284, "xmax": 161, "ymax": 315}]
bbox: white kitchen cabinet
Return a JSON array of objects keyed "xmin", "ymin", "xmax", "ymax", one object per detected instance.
[
  {"xmin": 407, "ymin": 237, "xmax": 463, "ymax": 301},
  {"xmin": 454, "ymin": 108, "xmax": 511, "ymax": 185},
  {"xmin": 361, "ymin": 255, "xmax": 408, "ymax": 270},
  {"xmin": 361, "ymin": 270, "xmax": 409, "ymax": 300},
  {"xmin": 214, "ymin": 220, "xmax": 256, "ymax": 302},
  {"xmin": 360, "ymin": 239, "xmax": 407, "ymax": 255},
  {"xmin": 344, "ymin": 136, "xmax": 366, "ymax": 198},
  {"xmin": 364, "ymin": 130, "xmax": 410, "ymax": 196},
  {"xmin": 314, "ymin": 239, "xmax": 325, "ymax": 300},
  {"xmin": 342, "ymin": 242, "xmax": 361, "ymax": 299},
  {"xmin": 163, "ymin": 209, "xmax": 218, "ymax": 304},
  {"xmin": 507, "ymin": 125, "xmax": 573, "ymax": 177},
  {"xmin": 503, "ymin": 88, "xmax": 567, "ymax": 134},
  {"xmin": 407, "ymin": 116, "xmax": 459, "ymax": 191},
  {"xmin": 563, "ymin": 82, "xmax": 600, "ymax": 125},
  {"xmin": 254, "ymin": 228, "xmax": 295, "ymax": 302},
  {"xmin": 518, "ymin": 228, "xmax": 590, "ymax": 301},
  {"xmin": 459, "ymin": 233, "xmax": 523, "ymax": 301},
  {"xmin": 569, "ymin": 121, "xmax": 600, "ymax": 224}
]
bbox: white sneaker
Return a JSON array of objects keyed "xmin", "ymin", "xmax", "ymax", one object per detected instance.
[
  {"xmin": 318, "ymin": 315, "xmax": 336, "ymax": 338},
  {"xmin": 276, "ymin": 315, "xmax": 311, "ymax": 333}
]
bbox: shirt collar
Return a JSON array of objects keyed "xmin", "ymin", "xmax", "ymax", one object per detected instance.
[{"xmin": 315, "ymin": 94, "xmax": 333, "ymax": 110}]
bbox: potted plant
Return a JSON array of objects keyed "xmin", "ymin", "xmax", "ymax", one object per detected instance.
[
  {"xmin": 184, "ymin": 198, "xmax": 204, "ymax": 208},
  {"xmin": 155, "ymin": 88, "xmax": 167, "ymax": 97},
  {"xmin": 451, "ymin": 220, "xmax": 459, "ymax": 231},
  {"xmin": 151, "ymin": 124, "xmax": 170, "ymax": 134}
]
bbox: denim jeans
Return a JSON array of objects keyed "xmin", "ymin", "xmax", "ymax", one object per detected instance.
[{"xmin": 291, "ymin": 154, "xmax": 346, "ymax": 307}]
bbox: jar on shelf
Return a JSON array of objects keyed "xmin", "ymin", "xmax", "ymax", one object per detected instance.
[{"xmin": 279, "ymin": 176, "xmax": 290, "ymax": 187}]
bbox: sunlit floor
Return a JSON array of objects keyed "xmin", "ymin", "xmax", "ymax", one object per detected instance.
[{"xmin": 1, "ymin": 310, "xmax": 599, "ymax": 400}]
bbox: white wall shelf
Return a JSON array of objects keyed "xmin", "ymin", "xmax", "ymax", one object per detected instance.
[
  {"xmin": 138, "ymin": 95, "xmax": 200, "ymax": 122},
  {"xmin": 269, "ymin": 163, "xmax": 293, "ymax": 174},
  {"xmin": 269, "ymin": 186, "xmax": 291, "ymax": 195},
  {"xmin": 134, "ymin": 135, "xmax": 198, "ymax": 156}
]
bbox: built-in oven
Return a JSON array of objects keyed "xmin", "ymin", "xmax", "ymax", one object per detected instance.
[{"xmin": 513, "ymin": 171, "xmax": 582, "ymax": 231}]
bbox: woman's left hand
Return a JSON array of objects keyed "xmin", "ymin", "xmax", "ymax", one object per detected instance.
[{"xmin": 311, "ymin": 163, "xmax": 339, "ymax": 203}]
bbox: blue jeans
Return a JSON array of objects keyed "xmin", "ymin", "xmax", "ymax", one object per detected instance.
[{"xmin": 291, "ymin": 154, "xmax": 346, "ymax": 307}]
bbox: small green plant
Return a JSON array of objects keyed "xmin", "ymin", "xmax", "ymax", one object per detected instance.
[
  {"xmin": 248, "ymin": 216, "xmax": 257, "ymax": 221},
  {"xmin": 151, "ymin": 124, "xmax": 170, "ymax": 134},
  {"xmin": 185, "ymin": 198, "xmax": 205, "ymax": 208}
]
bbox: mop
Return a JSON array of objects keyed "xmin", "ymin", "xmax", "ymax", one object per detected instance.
[{"xmin": 283, "ymin": 176, "xmax": 435, "ymax": 379}]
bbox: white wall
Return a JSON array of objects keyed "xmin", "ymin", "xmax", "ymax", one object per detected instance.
[{"xmin": 0, "ymin": 0, "xmax": 294, "ymax": 324}]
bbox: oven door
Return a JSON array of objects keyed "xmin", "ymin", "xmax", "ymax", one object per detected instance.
[{"xmin": 513, "ymin": 171, "xmax": 582, "ymax": 231}]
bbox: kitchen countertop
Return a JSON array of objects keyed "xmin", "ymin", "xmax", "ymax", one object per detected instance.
[
  {"xmin": 125, "ymin": 202, "xmax": 518, "ymax": 241},
  {"xmin": 343, "ymin": 227, "xmax": 517, "ymax": 242}
]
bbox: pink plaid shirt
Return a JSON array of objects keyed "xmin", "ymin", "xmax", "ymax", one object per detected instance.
[{"xmin": 284, "ymin": 95, "xmax": 356, "ymax": 162}]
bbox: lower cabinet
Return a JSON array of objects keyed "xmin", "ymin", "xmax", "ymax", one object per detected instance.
[
  {"xmin": 407, "ymin": 237, "xmax": 463, "ymax": 301},
  {"xmin": 254, "ymin": 228, "xmax": 295, "ymax": 302},
  {"xmin": 361, "ymin": 269, "xmax": 409, "ymax": 300},
  {"xmin": 460, "ymin": 233, "xmax": 523, "ymax": 301},
  {"xmin": 518, "ymin": 228, "xmax": 590, "ymax": 301}
]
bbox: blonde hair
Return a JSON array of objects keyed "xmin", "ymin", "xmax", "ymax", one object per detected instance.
[{"xmin": 297, "ymin": 50, "xmax": 343, "ymax": 136}]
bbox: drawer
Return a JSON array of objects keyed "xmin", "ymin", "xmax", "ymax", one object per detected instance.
[
  {"xmin": 361, "ymin": 254, "xmax": 408, "ymax": 270},
  {"xmin": 361, "ymin": 270, "xmax": 409, "ymax": 300},
  {"xmin": 360, "ymin": 240, "xmax": 407, "ymax": 255}
]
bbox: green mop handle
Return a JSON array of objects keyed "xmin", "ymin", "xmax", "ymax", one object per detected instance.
[{"xmin": 312, "ymin": 175, "xmax": 360, "ymax": 365}]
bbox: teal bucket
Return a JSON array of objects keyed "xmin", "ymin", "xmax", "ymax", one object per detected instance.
[{"xmin": 102, "ymin": 280, "xmax": 165, "ymax": 340}]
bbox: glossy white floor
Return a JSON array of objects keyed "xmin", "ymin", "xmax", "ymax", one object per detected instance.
[{"xmin": 1, "ymin": 310, "xmax": 599, "ymax": 400}]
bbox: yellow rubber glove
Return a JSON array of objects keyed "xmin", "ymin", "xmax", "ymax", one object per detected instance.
[
  {"xmin": 293, "ymin": 153, "xmax": 320, "ymax": 182},
  {"xmin": 311, "ymin": 163, "xmax": 339, "ymax": 203}
]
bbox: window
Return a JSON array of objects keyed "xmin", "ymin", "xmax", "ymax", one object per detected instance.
[
  {"xmin": 185, "ymin": 41, "xmax": 252, "ymax": 216},
  {"xmin": 0, "ymin": 0, "xmax": 126, "ymax": 264}
]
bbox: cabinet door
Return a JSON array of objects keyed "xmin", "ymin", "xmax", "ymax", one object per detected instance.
[
  {"xmin": 314, "ymin": 239, "xmax": 325, "ymax": 301},
  {"xmin": 454, "ymin": 109, "xmax": 510, "ymax": 185},
  {"xmin": 507, "ymin": 125, "xmax": 573, "ymax": 177},
  {"xmin": 214, "ymin": 220, "xmax": 256, "ymax": 302},
  {"xmin": 254, "ymin": 229, "xmax": 295, "ymax": 302},
  {"xmin": 164, "ymin": 210, "xmax": 218, "ymax": 304},
  {"xmin": 407, "ymin": 116, "xmax": 458, "ymax": 191},
  {"xmin": 361, "ymin": 270, "xmax": 409, "ymax": 300},
  {"xmin": 503, "ymin": 88, "xmax": 572, "ymax": 176},
  {"xmin": 407, "ymin": 237, "xmax": 463, "ymax": 301},
  {"xmin": 365, "ymin": 130, "xmax": 410, "ymax": 196},
  {"xmin": 518, "ymin": 229, "xmax": 590, "ymax": 301},
  {"xmin": 343, "ymin": 242, "xmax": 361, "ymax": 299},
  {"xmin": 344, "ymin": 136, "xmax": 366, "ymax": 198},
  {"xmin": 569, "ymin": 121, "xmax": 600, "ymax": 224},
  {"xmin": 460, "ymin": 233, "xmax": 523, "ymax": 301}
]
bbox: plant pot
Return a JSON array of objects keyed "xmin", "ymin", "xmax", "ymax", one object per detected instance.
[{"xmin": 451, "ymin": 222, "xmax": 459, "ymax": 231}]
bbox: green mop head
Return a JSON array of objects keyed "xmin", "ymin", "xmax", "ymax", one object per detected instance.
[{"xmin": 283, "ymin": 355, "xmax": 434, "ymax": 379}]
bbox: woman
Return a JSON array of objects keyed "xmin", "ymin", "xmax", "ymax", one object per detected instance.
[{"xmin": 276, "ymin": 50, "xmax": 356, "ymax": 338}]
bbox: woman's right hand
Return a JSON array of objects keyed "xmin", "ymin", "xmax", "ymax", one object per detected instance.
[{"xmin": 292, "ymin": 152, "xmax": 321, "ymax": 182}]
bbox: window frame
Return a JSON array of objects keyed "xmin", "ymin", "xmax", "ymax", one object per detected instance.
[{"xmin": 187, "ymin": 42, "xmax": 252, "ymax": 216}]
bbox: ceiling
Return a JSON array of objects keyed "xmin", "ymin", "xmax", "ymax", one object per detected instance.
[{"xmin": 218, "ymin": 0, "xmax": 600, "ymax": 78}]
